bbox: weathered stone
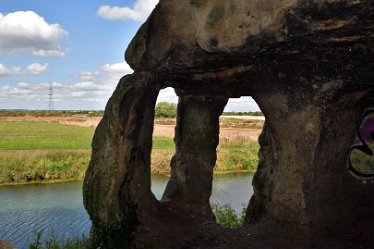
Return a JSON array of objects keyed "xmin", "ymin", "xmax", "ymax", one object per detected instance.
[
  {"xmin": 126, "ymin": 0, "xmax": 373, "ymax": 74},
  {"xmin": 84, "ymin": 0, "xmax": 374, "ymax": 248},
  {"xmin": 83, "ymin": 72, "xmax": 160, "ymax": 247},
  {"xmin": 162, "ymin": 94, "xmax": 228, "ymax": 220},
  {"xmin": 0, "ymin": 241, "xmax": 17, "ymax": 249}
]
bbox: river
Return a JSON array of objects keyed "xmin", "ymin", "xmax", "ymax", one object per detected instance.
[{"xmin": 0, "ymin": 173, "xmax": 253, "ymax": 248}]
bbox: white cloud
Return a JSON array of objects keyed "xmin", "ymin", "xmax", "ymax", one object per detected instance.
[
  {"xmin": 26, "ymin": 63, "xmax": 49, "ymax": 74},
  {"xmin": 17, "ymin": 82, "xmax": 30, "ymax": 87},
  {"xmin": 157, "ymin": 87, "xmax": 177, "ymax": 104},
  {"xmin": 71, "ymin": 91, "xmax": 86, "ymax": 97},
  {"xmin": 71, "ymin": 62, "xmax": 133, "ymax": 94},
  {"xmin": 1, "ymin": 75, "xmax": 261, "ymax": 111},
  {"xmin": 0, "ymin": 63, "xmax": 49, "ymax": 76},
  {"xmin": 0, "ymin": 85, "xmax": 32, "ymax": 97},
  {"xmin": 0, "ymin": 11, "xmax": 67, "ymax": 57},
  {"xmin": 1, "ymin": 62, "xmax": 264, "ymax": 111},
  {"xmin": 80, "ymin": 71, "xmax": 95, "ymax": 81},
  {"xmin": 72, "ymin": 62, "xmax": 133, "ymax": 96},
  {"xmin": 0, "ymin": 64, "xmax": 22, "ymax": 75},
  {"xmin": 32, "ymin": 49, "xmax": 65, "ymax": 57},
  {"xmin": 224, "ymin": 97, "xmax": 261, "ymax": 112},
  {"xmin": 73, "ymin": 81, "xmax": 101, "ymax": 91},
  {"xmin": 1, "ymin": 62, "xmax": 134, "ymax": 109},
  {"xmin": 67, "ymin": 62, "xmax": 134, "ymax": 104},
  {"xmin": 100, "ymin": 62, "xmax": 133, "ymax": 74},
  {"xmin": 97, "ymin": 0, "xmax": 158, "ymax": 21}
]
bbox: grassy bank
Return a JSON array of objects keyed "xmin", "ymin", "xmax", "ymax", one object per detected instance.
[
  {"xmin": 0, "ymin": 121, "xmax": 259, "ymax": 184},
  {"xmin": 0, "ymin": 150, "xmax": 90, "ymax": 183},
  {"xmin": 29, "ymin": 233, "xmax": 87, "ymax": 249}
]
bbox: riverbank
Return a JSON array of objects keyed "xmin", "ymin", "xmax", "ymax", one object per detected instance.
[
  {"xmin": 0, "ymin": 173, "xmax": 254, "ymax": 248},
  {"xmin": 0, "ymin": 120, "xmax": 260, "ymax": 185},
  {"xmin": 0, "ymin": 141, "xmax": 258, "ymax": 185}
]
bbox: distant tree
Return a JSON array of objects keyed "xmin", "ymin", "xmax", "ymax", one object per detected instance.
[
  {"xmin": 155, "ymin": 102, "xmax": 177, "ymax": 118},
  {"xmin": 222, "ymin": 111, "xmax": 264, "ymax": 116}
]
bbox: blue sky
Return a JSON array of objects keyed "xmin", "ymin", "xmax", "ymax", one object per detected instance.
[{"xmin": 0, "ymin": 0, "xmax": 259, "ymax": 112}]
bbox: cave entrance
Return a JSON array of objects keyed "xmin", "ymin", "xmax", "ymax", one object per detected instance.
[{"xmin": 211, "ymin": 96, "xmax": 263, "ymax": 226}]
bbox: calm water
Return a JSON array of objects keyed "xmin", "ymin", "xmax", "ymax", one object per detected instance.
[{"xmin": 0, "ymin": 173, "xmax": 253, "ymax": 248}]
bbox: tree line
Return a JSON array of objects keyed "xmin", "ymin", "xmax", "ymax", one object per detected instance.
[{"xmin": 0, "ymin": 102, "xmax": 262, "ymax": 118}]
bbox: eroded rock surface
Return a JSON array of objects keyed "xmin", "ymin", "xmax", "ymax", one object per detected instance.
[
  {"xmin": 84, "ymin": 0, "xmax": 374, "ymax": 248},
  {"xmin": 0, "ymin": 241, "xmax": 17, "ymax": 249}
]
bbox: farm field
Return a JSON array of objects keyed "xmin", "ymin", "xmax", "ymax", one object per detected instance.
[
  {"xmin": 1, "ymin": 115, "xmax": 263, "ymax": 139},
  {"xmin": 0, "ymin": 116, "xmax": 262, "ymax": 184}
]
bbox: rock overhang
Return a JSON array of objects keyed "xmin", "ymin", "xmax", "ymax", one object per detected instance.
[
  {"xmin": 125, "ymin": 0, "xmax": 372, "ymax": 78},
  {"xmin": 83, "ymin": 1, "xmax": 374, "ymax": 248}
]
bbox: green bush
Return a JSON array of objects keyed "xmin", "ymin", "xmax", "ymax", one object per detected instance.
[
  {"xmin": 155, "ymin": 102, "xmax": 177, "ymax": 118},
  {"xmin": 212, "ymin": 204, "xmax": 246, "ymax": 228}
]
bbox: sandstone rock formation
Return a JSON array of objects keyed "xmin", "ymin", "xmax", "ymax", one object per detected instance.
[
  {"xmin": 83, "ymin": 0, "xmax": 374, "ymax": 248},
  {"xmin": 0, "ymin": 240, "xmax": 17, "ymax": 249}
]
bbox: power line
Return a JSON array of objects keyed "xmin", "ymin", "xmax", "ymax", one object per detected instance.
[{"xmin": 48, "ymin": 82, "xmax": 54, "ymax": 111}]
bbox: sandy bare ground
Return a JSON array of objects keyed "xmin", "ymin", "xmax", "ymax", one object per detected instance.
[
  {"xmin": 221, "ymin": 115, "xmax": 265, "ymax": 120},
  {"xmin": 154, "ymin": 125, "xmax": 260, "ymax": 141},
  {"xmin": 1, "ymin": 116, "xmax": 262, "ymax": 141},
  {"xmin": 0, "ymin": 116, "xmax": 101, "ymax": 128}
]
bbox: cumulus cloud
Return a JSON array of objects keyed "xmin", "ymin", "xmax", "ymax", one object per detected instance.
[
  {"xmin": 0, "ymin": 84, "xmax": 39, "ymax": 103},
  {"xmin": 79, "ymin": 71, "xmax": 95, "ymax": 81},
  {"xmin": 2, "ymin": 62, "xmax": 135, "ymax": 109},
  {"xmin": 0, "ymin": 11, "xmax": 67, "ymax": 57},
  {"xmin": 100, "ymin": 62, "xmax": 133, "ymax": 74},
  {"xmin": 157, "ymin": 87, "xmax": 177, "ymax": 104},
  {"xmin": 26, "ymin": 63, "xmax": 49, "ymax": 74},
  {"xmin": 17, "ymin": 82, "xmax": 30, "ymax": 88},
  {"xmin": 70, "ymin": 62, "xmax": 134, "ymax": 97},
  {"xmin": 1, "ymin": 61, "xmax": 260, "ymax": 111},
  {"xmin": 0, "ymin": 63, "xmax": 49, "ymax": 76},
  {"xmin": 73, "ymin": 81, "xmax": 102, "ymax": 91},
  {"xmin": 71, "ymin": 91, "xmax": 86, "ymax": 97},
  {"xmin": 0, "ymin": 64, "xmax": 22, "ymax": 75},
  {"xmin": 224, "ymin": 97, "xmax": 261, "ymax": 112},
  {"xmin": 97, "ymin": 0, "xmax": 158, "ymax": 21}
]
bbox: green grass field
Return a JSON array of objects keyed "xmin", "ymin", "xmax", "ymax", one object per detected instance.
[
  {"xmin": 0, "ymin": 121, "xmax": 259, "ymax": 184},
  {"xmin": 0, "ymin": 121, "xmax": 94, "ymax": 150}
]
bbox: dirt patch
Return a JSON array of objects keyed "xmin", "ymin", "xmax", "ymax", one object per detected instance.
[
  {"xmin": 155, "ymin": 125, "xmax": 260, "ymax": 141},
  {"xmin": 221, "ymin": 115, "xmax": 265, "ymax": 120},
  {"xmin": 220, "ymin": 127, "xmax": 261, "ymax": 141},
  {"xmin": 0, "ymin": 116, "xmax": 101, "ymax": 127}
]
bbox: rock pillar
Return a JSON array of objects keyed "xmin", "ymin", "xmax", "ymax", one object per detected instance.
[
  {"xmin": 246, "ymin": 79, "xmax": 374, "ymax": 240},
  {"xmin": 162, "ymin": 94, "xmax": 228, "ymax": 220},
  {"xmin": 83, "ymin": 72, "xmax": 160, "ymax": 248}
]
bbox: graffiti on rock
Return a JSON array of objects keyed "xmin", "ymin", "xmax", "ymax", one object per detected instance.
[{"xmin": 349, "ymin": 111, "xmax": 374, "ymax": 177}]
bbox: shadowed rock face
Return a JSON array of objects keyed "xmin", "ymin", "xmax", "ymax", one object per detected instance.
[{"xmin": 83, "ymin": 0, "xmax": 374, "ymax": 248}]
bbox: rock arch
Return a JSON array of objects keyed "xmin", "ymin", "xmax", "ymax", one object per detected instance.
[{"xmin": 83, "ymin": 1, "xmax": 374, "ymax": 248}]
